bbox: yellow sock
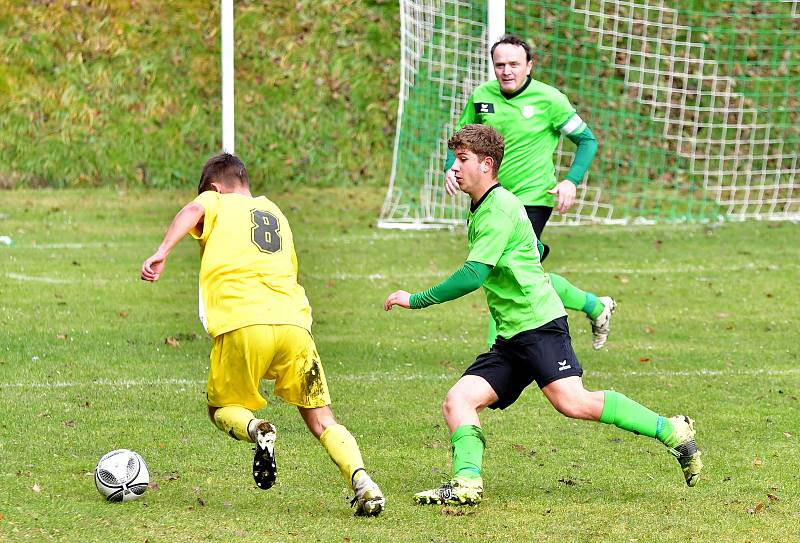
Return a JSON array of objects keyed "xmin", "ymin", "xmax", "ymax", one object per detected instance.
[
  {"xmin": 319, "ymin": 424, "xmax": 365, "ymax": 489},
  {"xmin": 213, "ymin": 406, "xmax": 256, "ymax": 442}
]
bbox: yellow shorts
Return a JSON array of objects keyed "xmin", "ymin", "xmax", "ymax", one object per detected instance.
[{"xmin": 207, "ymin": 324, "xmax": 331, "ymax": 411}]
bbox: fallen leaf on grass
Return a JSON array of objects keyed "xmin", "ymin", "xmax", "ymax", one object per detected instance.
[
  {"xmin": 197, "ymin": 497, "xmax": 205, "ymax": 507},
  {"xmin": 753, "ymin": 458, "xmax": 763, "ymax": 466},
  {"xmin": 148, "ymin": 483, "xmax": 160, "ymax": 491},
  {"xmin": 639, "ymin": 357, "xmax": 651, "ymax": 363},
  {"xmin": 165, "ymin": 337, "xmax": 180, "ymax": 347},
  {"xmin": 118, "ymin": 311, "xmax": 129, "ymax": 318},
  {"xmin": 767, "ymin": 493, "xmax": 779, "ymax": 502},
  {"xmin": 644, "ymin": 326, "xmax": 654, "ymax": 334},
  {"xmin": 512, "ymin": 444, "xmax": 526, "ymax": 453},
  {"xmin": 56, "ymin": 334, "xmax": 68, "ymax": 340},
  {"xmin": 784, "ymin": 432, "xmax": 792, "ymax": 438},
  {"xmin": 32, "ymin": 483, "xmax": 41, "ymax": 493},
  {"xmin": 37, "ymin": 411, "xmax": 50, "ymax": 418},
  {"xmin": 746, "ymin": 502, "xmax": 765, "ymax": 514},
  {"xmin": 64, "ymin": 420, "xmax": 76, "ymax": 428}
]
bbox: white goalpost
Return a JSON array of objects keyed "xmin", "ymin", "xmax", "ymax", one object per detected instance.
[
  {"xmin": 379, "ymin": 0, "xmax": 800, "ymax": 228},
  {"xmin": 220, "ymin": 0, "xmax": 235, "ymax": 154}
]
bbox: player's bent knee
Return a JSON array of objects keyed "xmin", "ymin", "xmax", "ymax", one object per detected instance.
[
  {"xmin": 299, "ymin": 405, "xmax": 337, "ymax": 439},
  {"xmin": 554, "ymin": 398, "xmax": 594, "ymax": 420},
  {"xmin": 442, "ymin": 389, "xmax": 476, "ymax": 417}
]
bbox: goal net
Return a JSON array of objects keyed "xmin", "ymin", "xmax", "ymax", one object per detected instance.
[{"xmin": 379, "ymin": 0, "xmax": 800, "ymax": 228}]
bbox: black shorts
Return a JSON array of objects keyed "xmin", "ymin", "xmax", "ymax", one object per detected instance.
[
  {"xmin": 525, "ymin": 205, "xmax": 552, "ymax": 262},
  {"xmin": 463, "ymin": 316, "xmax": 582, "ymax": 410},
  {"xmin": 524, "ymin": 205, "xmax": 552, "ymax": 239}
]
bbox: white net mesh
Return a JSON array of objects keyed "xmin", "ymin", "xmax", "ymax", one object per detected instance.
[{"xmin": 380, "ymin": 0, "xmax": 800, "ymax": 228}]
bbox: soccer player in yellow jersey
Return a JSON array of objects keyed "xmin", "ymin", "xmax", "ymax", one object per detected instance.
[{"xmin": 140, "ymin": 153, "xmax": 384, "ymax": 516}]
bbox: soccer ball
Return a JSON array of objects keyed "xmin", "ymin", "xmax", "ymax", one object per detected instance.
[{"xmin": 94, "ymin": 449, "xmax": 149, "ymax": 502}]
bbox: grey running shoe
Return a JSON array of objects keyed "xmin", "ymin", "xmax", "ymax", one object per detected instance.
[
  {"xmin": 590, "ymin": 296, "xmax": 616, "ymax": 350},
  {"xmin": 667, "ymin": 416, "xmax": 703, "ymax": 487},
  {"xmin": 253, "ymin": 421, "xmax": 277, "ymax": 490}
]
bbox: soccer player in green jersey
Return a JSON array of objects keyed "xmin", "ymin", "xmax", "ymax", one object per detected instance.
[
  {"xmin": 386, "ymin": 125, "xmax": 702, "ymax": 506},
  {"xmin": 444, "ymin": 34, "xmax": 615, "ymax": 350}
]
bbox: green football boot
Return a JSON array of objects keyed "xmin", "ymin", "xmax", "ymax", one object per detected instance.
[
  {"xmin": 666, "ymin": 415, "xmax": 703, "ymax": 487},
  {"xmin": 413, "ymin": 475, "xmax": 483, "ymax": 506}
]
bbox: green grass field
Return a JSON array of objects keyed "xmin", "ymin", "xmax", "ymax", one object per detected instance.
[{"xmin": 1, "ymin": 188, "xmax": 798, "ymax": 542}]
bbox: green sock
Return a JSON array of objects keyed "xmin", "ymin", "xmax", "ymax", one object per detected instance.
[
  {"xmin": 548, "ymin": 272, "xmax": 604, "ymax": 319},
  {"xmin": 658, "ymin": 418, "xmax": 678, "ymax": 447},
  {"xmin": 487, "ymin": 316, "xmax": 497, "ymax": 348},
  {"xmin": 600, "ymin": 390, "xmax": 672, "ymax": 443},
  {"xmin": 451, "ymin": 424, "xmax": 485, "ymax": 479}
]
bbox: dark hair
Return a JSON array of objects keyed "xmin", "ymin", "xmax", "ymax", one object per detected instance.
[
  {"xmin": 448, "ymin": 124, "xmax": 504, "ymax": 176},
  {"xmin": 490, "ymin": 34, "xmax": 532, "ymax": 63},
  {"xmin": 197, "ymin": 153, "xmax": 249, "ymax": 194}
]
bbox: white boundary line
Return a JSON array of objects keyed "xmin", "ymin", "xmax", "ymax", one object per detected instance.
[
  {"xmin": 4, "ymin": 272, "xmax": 75, "ymax": 284},
  {"xmin": 2, "ymin": 367, "xmax": 798, "ymax": 389},
  {"xmin": 4, "ymin": 261, "xmax": 795, "ymax": 286},
  {"xmin": 303, "ymin": 262, "xmax": 795, "ymax": 281}
]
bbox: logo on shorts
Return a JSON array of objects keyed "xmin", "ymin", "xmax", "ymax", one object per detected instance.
[{"xmin": 557, "ymin": 359, "xmax": 572, "ymax": 371}]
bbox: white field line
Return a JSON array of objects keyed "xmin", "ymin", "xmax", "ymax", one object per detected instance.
[
  {"xmin": 3, "ymin": 262, "xmax": 791, "ymax": 286},
  {"xmin": 4, "ymin": 272, "xmax": 76, "ymax": 284},
  {"xmin": 25, "ymin": 242, "xmax": 114, "ymax": 249},
  {"xmin": 9, "ymin": 223, "xmax": 737, "ymax": 250},
  {"xmin": 304, "ymin": 262, "xmax": 793, "ymax": 281},
  {"xmin": 2, "ymin": 367, "xmax": 798, "ymax": 390}
]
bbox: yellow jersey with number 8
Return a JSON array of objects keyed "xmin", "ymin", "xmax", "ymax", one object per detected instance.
[{"xmin": 189, "ymin": 191, "xmax": 311, "ymax": 338}]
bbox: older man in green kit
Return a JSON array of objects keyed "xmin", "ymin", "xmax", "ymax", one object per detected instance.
[
  {"xmin": 445, "ymin": 34, "xmax": 615, "ymax": 350},
  {"xmin": 387, "ymin": 124, "xmax": 702, "ymax": 505}
]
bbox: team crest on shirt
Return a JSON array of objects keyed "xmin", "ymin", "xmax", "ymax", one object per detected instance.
[
  {"xmin": 522, "ymin": 105, "xmax": 535, "ymax": 118},
  {"xmin": 474, "ymin": 102, "xmax": 495, "ymax": 114}
]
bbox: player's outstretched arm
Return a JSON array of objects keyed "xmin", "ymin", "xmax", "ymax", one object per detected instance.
[
  {"xmin": 384, "ymin": 290, "xmax": 411, "ymax": 311},
  {"xmin": 141, "ymin": 202, "xmax": 205, "ymax": 282},
  {"xmin": 384, "ymin": 261, "xmax": 492, "ymax": 313}
]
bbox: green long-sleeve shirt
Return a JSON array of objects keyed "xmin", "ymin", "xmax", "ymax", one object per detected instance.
[{"xmin": 448, "ymin": 77, "xmax": 597, "ymax": 206}]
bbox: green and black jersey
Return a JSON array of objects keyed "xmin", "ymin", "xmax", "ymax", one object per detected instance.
[
  {"xmin": 455, "ymin": 78, "xmax": 590, "ymax": 207},
  {"xmin": 466, "ymin": 185, "xmax": 565, "ymax": 337}
]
